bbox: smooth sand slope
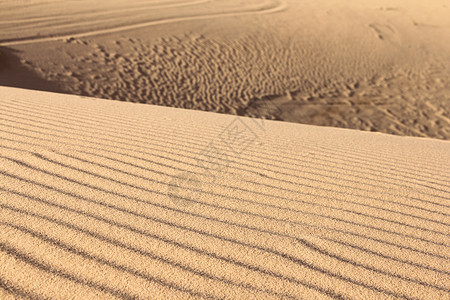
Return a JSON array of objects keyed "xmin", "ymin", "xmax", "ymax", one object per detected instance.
[
  {"xmin": 1, "ymin": 0, "xmax": 450, "ymax": 139},
  {"xmin": 0, "ymin": 86, "xmax": 449, "ymax": 299}
]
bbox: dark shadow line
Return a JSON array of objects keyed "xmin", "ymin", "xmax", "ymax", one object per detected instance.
[
  {"xmin": 293, "ymin": 237, "xmax": 450, "ymax": 292},
  {"xmin": 0, "ymin": 200, "xmax": 345, "ymax": 300},
  {"xmin": 0, "ymin": 276, "xmax": 50, "ymax": 300},
  {"xmin": 0, "ymin": 46, "xmax": 62, "ymax": 93},
  {"xmin": 0, "ymin": 35, "xmax": 56, "ymax": 44},
  {"xmin": 0, "ymin": 243, "xmax": 139, "ymax": 300},
  {"xmin": 316, "ymin": 234, "xmax": 450, "ymax": 276},
  {"xmin": 0, "ymin": 219, "xmax": 298, "ymax": 300},
  {"xmin": 12, "ymin": 96, "xmax": 447, "ymax": 176},
  {"xmin": 0, "ymin": 222, "xmax": 234, "ymax": 300},
  {"xmin": 3, "ymin": 102, "xmax": 450, "ymax": 197}
]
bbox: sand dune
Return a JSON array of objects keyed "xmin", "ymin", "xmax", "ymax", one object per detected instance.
[
  {"xmin": 0, "ymin": 0, "xmax": 285, "ymax": 46},
  {"xmin": 0, "ymin": 86, "xmax": 449, "ymax": 299},
  {"xmin": 1, "ymin": 0, "xmax": 449, "ymax": 140}
]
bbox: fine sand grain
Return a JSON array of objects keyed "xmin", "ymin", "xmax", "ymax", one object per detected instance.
[
  {"xmin": 0, "ymin": 86, "xmax": 449, "ymax": 299},
  {"xmin": 0, "ymin": 0, "xmax": 449, "ymax": 139}
]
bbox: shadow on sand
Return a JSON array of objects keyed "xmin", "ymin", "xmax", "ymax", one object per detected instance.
[{"xmin": 0, "ymin": 46, "xmax": 61, "ymax": 93}]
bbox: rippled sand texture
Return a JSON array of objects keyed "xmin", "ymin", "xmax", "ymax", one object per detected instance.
[
  {"xmin": 1, "ymin": 87, "xmax": 450, "ymax": 299},
  {"xmin": 58, "ymin": 34, "xmax": 302, "ymax": 111},
  {"xmin": 0, "ymin": 0, "xmax": 450, "ymax": 140}
]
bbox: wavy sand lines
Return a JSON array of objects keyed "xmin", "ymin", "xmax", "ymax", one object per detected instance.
[{"xmin": 1, "ymin": 87, "xmax": 449, "ymax": 299}]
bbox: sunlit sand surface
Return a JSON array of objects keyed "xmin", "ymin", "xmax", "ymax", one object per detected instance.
[
  {"xmin": 0, "ymin": 1, "xmax": 449, "ymax": 297},
  {"xmin": 1, "ymin": 87, "xmax": 449, "ymax": 299},
  {"xmin": 1, "ymin": 0, "xmax": 449, "ymax": 139}
]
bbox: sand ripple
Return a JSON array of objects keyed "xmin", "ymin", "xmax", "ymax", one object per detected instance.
[{"xmin": 1, "ymin": 87, "xmax": 449, "ymax": 299}]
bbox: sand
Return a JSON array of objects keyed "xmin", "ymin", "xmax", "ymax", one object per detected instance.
[
  {"xmin": 1, "ymin": 0, "xmax": 449, "ymax": 139},
  {"xmin": 0, "ymin": 86, "xmax": 449, "ymax": 299},
  {"xmin": 0, "ymin": 1, "xmax": 449, "ymax": 297}
]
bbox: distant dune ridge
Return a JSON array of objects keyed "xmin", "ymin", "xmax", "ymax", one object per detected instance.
[
  {"xmin": 0, "ymin": 0, "xmax": 449, "ymax": 139},
  {"xmin": 1, "ymin": 87, "xmax": 449, "ymax": 299}
]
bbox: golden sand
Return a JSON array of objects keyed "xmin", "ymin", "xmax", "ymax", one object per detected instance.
[
  {"xmin": 0, "ymin": 86, "xmax": 449, "ymax": 299},
  {"xmin": 1, "ymin": 0, "xmax": 450, "ymax": 139}
]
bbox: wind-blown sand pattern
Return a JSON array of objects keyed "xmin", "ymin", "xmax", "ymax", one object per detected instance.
[
  {"xmin": 1, "ymin": 0, "xmax": 449, "ymax": 139},
  {"xmin": 0, "ymin": 86, "xmax": 449, "ymax": 299}
]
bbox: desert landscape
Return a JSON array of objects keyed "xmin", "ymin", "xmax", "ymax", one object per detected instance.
[
  {"xmin": 0, "ymin": 86, "xmax": 449, "ymax": 299},
  {"xmin": 0, "ymin": 0, "xmax": 449, "ymax": 299},
  {"xmin": 1, "ymin": 0, "xmax": 449, "ymax": 138}
]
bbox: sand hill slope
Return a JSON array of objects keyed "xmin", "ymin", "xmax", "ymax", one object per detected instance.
[
  {"xmin": 0, "ymin": 86, "xmax": 449, "ymax": 299},
  {"xmin": 1, "ymin": 0, "xmax": 450, "ymax": 139}
]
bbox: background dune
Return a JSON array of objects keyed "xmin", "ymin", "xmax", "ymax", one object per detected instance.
[
  {"xmin": 0, "ymin": 86, "xmax": 449, "ymax": 299},
  {"xmin": 0, "ymin": 0, "xmax": 449, "ymax": 139}
]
